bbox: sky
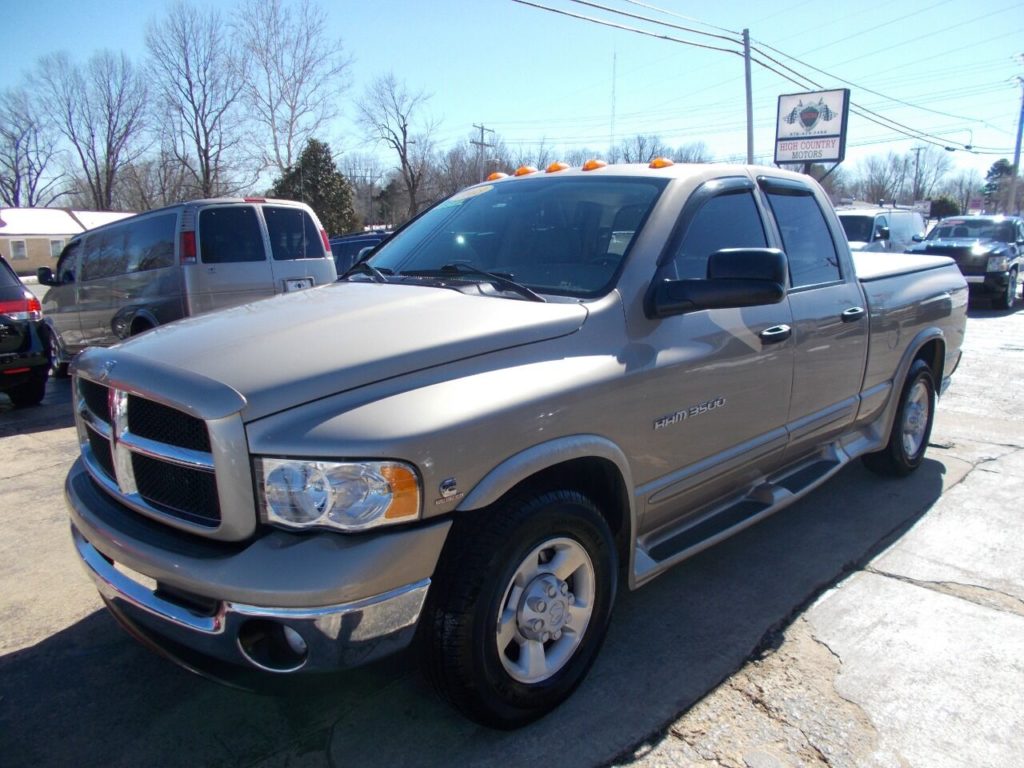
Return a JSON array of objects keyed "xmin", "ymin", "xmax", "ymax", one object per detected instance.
[{"xmin": 2, "ymin": 0, "xmax": 1022, "ymax": 187}]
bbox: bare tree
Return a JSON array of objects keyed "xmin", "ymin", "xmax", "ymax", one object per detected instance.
[
  {"xmin": 910, "ymin": 146, "xmax": 953, "ymax": 201},
  {"xmin": 617, "ymin": 134, "xmax": 669, "ymax": 164},
  {"xmin": 147, "ymin": 2, "xmax": 249, "ymax": 198},
  {"xmin": 671, "ymin": 141, "xmax": 711, "ymax": 163},
  {"xmin": 34, "ymin": 51, "xmax": 147, "ymax": 210},
  {"xmin": 233, "ymin": 0, "xmax": 352, "ymax": 177},
  {"xmin": 853, "ymin": 152, "xmax": 908, "ymax": 205},
  {"xmin": 0, "ymin": 87, "xmax": 65, "ymax": 207},
  {"xmin": 941, "ymin": 169, "xmax": 983, "ymax": 215},
  {"xmin": 114, "ymin": 145, "xmax": 197, "ymax": 211},
  {"xmin": 356, "ymin": 73, "xmax": 437, "ymax": 220}
]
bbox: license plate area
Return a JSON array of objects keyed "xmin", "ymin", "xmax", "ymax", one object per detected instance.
[{"xmin": 284, "ymin": 277, "xmax": 314, "ymax": 292}]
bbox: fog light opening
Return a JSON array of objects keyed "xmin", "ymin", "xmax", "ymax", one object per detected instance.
[{"xmin": 237, "ymin": 619, "xmax": 309, "ymax": 673}]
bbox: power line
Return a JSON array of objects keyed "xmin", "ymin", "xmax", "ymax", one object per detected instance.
[{"xmin": 512, "ymin": 0, "xmax": 1016, "ymax": 155}]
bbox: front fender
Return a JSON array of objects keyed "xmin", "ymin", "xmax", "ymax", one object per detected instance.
[{"xmin": 457, "ymin": 433, "xmax": 635, "ymax": 512}]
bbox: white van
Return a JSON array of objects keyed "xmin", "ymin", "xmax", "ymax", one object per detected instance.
[
  {"xmin": 39, "ymin": 198, "xmax": 337, "ymax": 372},
  {"xmin": 836, "ymin": 208, "xmax": 926, "ymax": 253}
]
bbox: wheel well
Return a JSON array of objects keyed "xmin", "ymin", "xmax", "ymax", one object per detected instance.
[
  {"xmin": 129, "ymin": 317, "xmax": 154, "ymax": 336},
  {"xmin": 510, "ymin": 457, "xmax": 631, "ymax": 565},
  {"xmin": 914, "ymin": 339, "xmax": 944, "ymax": 383}
]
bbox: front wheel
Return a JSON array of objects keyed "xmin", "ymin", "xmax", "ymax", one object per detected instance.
[
  {"xmin": 423, "ymin": 489, "xmax": 618, "ymax": 728},
  {"xmin": 863, "ymin": 359, "xmax": 935, "ymax": 477},
  {"xmin": 999, "ymin": 269, "xmax": 1018, "ymax": 310}
]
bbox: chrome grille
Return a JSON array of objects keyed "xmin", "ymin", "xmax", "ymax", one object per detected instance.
[
  {"xmin": 128, "ymin": 395, "xmax": 211, "ymax": 452},
  {"xmin": 75, "ymin": 377, "xmax": 221, "ymax": 528}
]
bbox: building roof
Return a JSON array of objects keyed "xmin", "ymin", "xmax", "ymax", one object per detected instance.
[{"xmin": 0, "ymin": 207, "xmax": 134, "ymax": 237}]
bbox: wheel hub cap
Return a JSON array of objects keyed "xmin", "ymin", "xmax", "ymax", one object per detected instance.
[{"xmin": 516, "ymin": 574, "xmax": 574, "ymax": 642}]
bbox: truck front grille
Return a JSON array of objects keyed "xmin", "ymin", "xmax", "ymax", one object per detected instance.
[{"xmin": 75, "ymin": 378, "xmax": 221, "ymax": 528}]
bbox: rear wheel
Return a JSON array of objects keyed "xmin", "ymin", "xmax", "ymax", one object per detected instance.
[
  {"xmin": 423, "ymin": 489, "xmax": 617, "ymax": 728},
  {"xmin": 863, "ymin": 359, "xmax": 935, "ymax": 477},
  {"xmin": 47, "ymin": 330, "xmax": 69, "ymax": 378},
  {"xmin": 7, "ymin": 376, "xmax": 47, "ymax": 407}
]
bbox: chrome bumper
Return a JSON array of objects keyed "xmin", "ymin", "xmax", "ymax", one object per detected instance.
[{"xmin": 73, "ymin": 525, "xmax": 430, "ymax": 673}]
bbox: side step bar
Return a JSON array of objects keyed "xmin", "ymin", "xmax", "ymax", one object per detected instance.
[{"xmin": 634, "ymin": 450, "xmax": 849, "ymax": 585}]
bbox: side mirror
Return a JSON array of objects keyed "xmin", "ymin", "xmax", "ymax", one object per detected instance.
[
  {"xmin": 912, "ymin": 234, "xmax": 925, "ymax": 242},
  {"xmin": 37, "ymin": 267, "xmax": 56, "ymax": 286},
  {"xmin": 649, "ymin": 248, "xmax": 787, "ymax": 318},
  {"xmin": 875, "ymin": 226, "xmax": 890, "ymax": 241}
]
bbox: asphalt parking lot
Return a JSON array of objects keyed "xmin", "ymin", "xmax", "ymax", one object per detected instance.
[{"xmin": 1, "ymin": 301, "xmax": 1022, "ymax": 768}]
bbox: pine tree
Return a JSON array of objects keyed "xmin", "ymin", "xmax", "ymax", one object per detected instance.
[{"xmin": 271, "ymin": 139, "xmax": 357, "ymax": 235}]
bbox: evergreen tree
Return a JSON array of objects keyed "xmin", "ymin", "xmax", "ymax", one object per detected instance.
[
  {"xmin": 271, "ymin": 138, "xmax": 356, "ymax": 235},
  {"xmin": 983, "ymin": 159, "xmax": 1013, "ymax": 212}
]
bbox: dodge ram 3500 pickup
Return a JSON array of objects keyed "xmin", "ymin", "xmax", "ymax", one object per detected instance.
[{"xmin": 65, "ymin": 162, "xmax": 968, "ymax": 728}]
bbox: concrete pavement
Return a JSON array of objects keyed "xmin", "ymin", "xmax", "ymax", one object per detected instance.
[
  {"xmin": 1, "ymin": 302, "xmax": 1021, "ymax": 767},
  {"xmin": 614, "ymin": 301, "xmax": 1024, "ymax": 767}
]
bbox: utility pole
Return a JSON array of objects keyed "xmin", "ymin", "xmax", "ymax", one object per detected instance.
[
  {"xmin": 610, "ymin": 51, "xmax": 617, "ymax": 161},
  {"xmin": 1006, "ymin": 77, "xmax": 1023, "ymax": 215},
  {"xmin": 910, "ymin": 146, "xmax": 924, "ymax": 204},
  {"xmin": 743, "ymin": 29, "xmax": 753, "ymax": 164},
  {"xmin": 472, "ymin": 123, "xmax": 495, "ymax": 181}
]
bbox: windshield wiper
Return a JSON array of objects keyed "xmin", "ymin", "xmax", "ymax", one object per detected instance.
[
  {"xmin": 341, "ymin": 261, "xmax": 391, "ymax": 283},
  {"xmin": 400, "ymin": 263, "xmax": 545, "ymax": 302}
]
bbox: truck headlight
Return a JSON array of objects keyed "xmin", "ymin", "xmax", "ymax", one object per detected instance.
[
  {"xmin": 256, "ymin": 458, "xmax": 420, "ymax": 531},
  {"xmin": 986, "ymin": 253, "xmax": 1010, "ymax": 272}
]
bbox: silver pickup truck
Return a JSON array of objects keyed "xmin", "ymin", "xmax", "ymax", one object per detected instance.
[{"xmin": 65, "ymin": 163, "xmax": 967, "ymax": 728}]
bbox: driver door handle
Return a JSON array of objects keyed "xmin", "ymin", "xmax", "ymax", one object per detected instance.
[{"xmin": 841, "ymin": 306, "xmax": 866, "ymax": 323}]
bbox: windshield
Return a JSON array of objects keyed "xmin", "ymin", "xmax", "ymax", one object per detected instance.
[
  {"xmin": 838, "ymin": 215, "xmax": 876, "ymax": 242},
  {"xmin": 928, "ymin": 219, "xmax": 1014, "ymax": 242},
  {"xmin": 367, "ymin": 176, "xmax": 667, "ymax": 298}
]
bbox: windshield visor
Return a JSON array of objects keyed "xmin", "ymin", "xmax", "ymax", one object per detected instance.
[{"xmin": 368, "ymin": 176, "xmax": 667, "ymax": 298}]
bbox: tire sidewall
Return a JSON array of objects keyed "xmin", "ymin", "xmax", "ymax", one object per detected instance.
[
  {"xmin": 892, "ymin": 359, "xmax": 935, "ymax": 471},
  {"xmin": 468, "ymin": 494, "xmax": 617, "ymax": 725}
]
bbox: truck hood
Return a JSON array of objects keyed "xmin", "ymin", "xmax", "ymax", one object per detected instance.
[
  {"xmin": 908, "ymin": 237, "xmax": 1005, "ymax": 253},
  {"xmin": 110, "ymin": 281, "xmax": 588, "ymax": 420}
]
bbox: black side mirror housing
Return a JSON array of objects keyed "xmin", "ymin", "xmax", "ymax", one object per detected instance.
[
  {"xmin": 37, "ymin": 267, "xmax": 56, "ymax": 286},
  {"xmin": 649, "ymin": 248, "xmax": 787, "ymax": 318},
  {"xmin": 875, "ymin": 226, "xmax": 891, "ymax": 241},
  {"xmin": 912, "ymin": 234, "xmax": 925, "ymax": 242}
]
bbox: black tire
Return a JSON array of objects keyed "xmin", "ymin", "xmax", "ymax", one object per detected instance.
[
  {"xmin": 47, "ymin": 330, "xmax": 69, "ymax": 378},
  {"xmin": 7, "ymin": 376, "xmax": 47, "ymax": 407},
  {"xmin": 863, "ymin": 359, "xmax": 935, "ymax": 477},
  {"xmin": 1000, "ymin": 269, "xmax": 1018, "ymax": 310},
  {"xmin": 423, "ymin": 489, "xmax": 617, "ymax": 729}
]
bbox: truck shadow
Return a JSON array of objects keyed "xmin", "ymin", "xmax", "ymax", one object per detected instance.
[
  {"xmin": 0, "ymin": 376, "xmax": 74, "ymax": 435},
  {"xmin": 0, "ymin": 458, "xmax": 945, "ymax": 768}
]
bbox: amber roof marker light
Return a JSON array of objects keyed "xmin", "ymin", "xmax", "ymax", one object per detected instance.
[{"xmin": 581, "ymin": 159, "xmax": 607, "ymax": 171}]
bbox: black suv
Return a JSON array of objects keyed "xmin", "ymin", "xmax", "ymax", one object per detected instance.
[
  {"xmin": 906, "ymin": 215, "xmax": 1023, "ymax": 308},
  {"xmin": 329, "ymin": 231, "xmax": 391, "ymax": 274},
  {"xmin": 0, "ymin": 255, "xmax": 49, "ymax": 407}
]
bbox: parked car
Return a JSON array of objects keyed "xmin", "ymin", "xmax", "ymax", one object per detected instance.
[
  {"xmin": 905, "ymin": 214, "xmax": 1023, "ymax": 308},
  {"xmin": 64, "ymin": 162, "xmax": 967, "ymax": 728},
  {"xmin": 0, "ymin": 254, "xmax": 49, "ymax": 407},
  {"xmin": 38, "ymin": 197, "xmax": 337, "ymax": 369},
  {"xmin": 836, "ymin": 207, "xmax": 926, "ymax": 253},
  {"xmin": 329, "ymin": 230, "xmax": 391, "ymax": 274}
]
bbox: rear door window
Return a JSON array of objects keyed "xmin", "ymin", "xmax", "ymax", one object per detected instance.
[
  {"xmin": 199, "ymin": 206, "xmax": 265, "ymax": 263},
  {"xmin": 264, "ymin": 206, "xmax": 324, "ymax": 260},
  {"xmin": 763, "ymin": 188, "xmax": 842, "ymax": 288}
]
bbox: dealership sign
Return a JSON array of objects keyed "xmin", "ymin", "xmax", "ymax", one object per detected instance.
[{"xmin": 774, "ymin": 89, "xmax": 850, "ymax": 165}]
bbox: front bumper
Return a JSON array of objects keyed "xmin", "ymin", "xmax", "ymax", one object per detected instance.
[
  {"xmin": 963, "ymin": 271, "xmax": 1011, "ymax": 295},
  {"xmin": 66, "ymin": 457, "xmax": 451, "ymax": 674}
]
